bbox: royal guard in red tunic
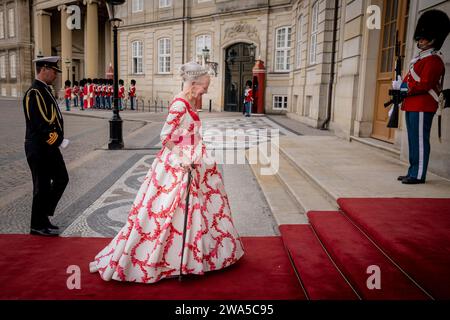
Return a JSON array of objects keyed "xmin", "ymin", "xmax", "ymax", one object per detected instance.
[
  {"xmin": 64, "ymin": 80, "xmax": 72, "ymax": 111},
  {"xmin": 106, "ymin": 79, "xmax": 113, "ymax": 109},
  {"xmin": 79, "ymin": 79, "xmax": 85, "ymax": 110},
  {"xmin": 118, "ymin": 79, "xmax": 125, "ymax": 110},
  {"xmin": 72, "ymin": 81, "xmax": 79, "ymax": 108},
  {"xmin": 83, "ymin": 79, "xmax": 89, "ymax": 109},
  {"xmin": 93, "ymin": 78, "xmax": 100, "ymax": 108},
  {"xmin": 396, "ymin": 10, "xmax": 449, "ymax": 184},
  {"xmin": 128, "ymin": 79, "xmax": 136, "ymax": 110},
  {"xmin": 243, "ymin": 80, "xmax": 253, "ymax": 117},
  {"xmin": 101, "ymin": 79, "xmax": 107, "ymax": 109},
  {"xmin": 87, "ymin": 78, "xmax": 95, "ymax": 109}
]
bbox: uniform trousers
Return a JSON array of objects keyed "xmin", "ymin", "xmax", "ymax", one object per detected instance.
[
  {"xmin": 405, "ymin": 111, "xmax": 434, "ymax": 181},
  {"xmin": 25, "ymin": 142, "xmax": 69, "ymax": 229}
]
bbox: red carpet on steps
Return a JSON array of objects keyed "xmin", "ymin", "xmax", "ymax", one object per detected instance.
[
  {"xmin": 279, "ymin": 224, "xmax": 358, "ymax": 300},
  {"xmin": 0, "ymin": 235, "xmax": 305, "ymax": 300},
  {"xmin": 338, "ymin": 198, "xmax": 450, "ymax": 300},
  {"xmin": 308, "ymin": 211, "xmax": 429, "ymax": 300}
]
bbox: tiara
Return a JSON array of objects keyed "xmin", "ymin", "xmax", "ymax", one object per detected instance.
[{"xmin": 184, "ymin": 70, "xmax": 208, "ymax": 76}]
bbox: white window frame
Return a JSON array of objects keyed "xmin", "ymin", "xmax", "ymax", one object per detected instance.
[
  {"xmin": 158, "ymin": 38, "xmax": 171, "ymax": 74},
  {"xmin": 196, "ymin": 34, "xmax": 212, "ymax": 63},
  {"xmin": 274, "ymin": 26, "xmax": 292, "ymax": 72},
  {"xmin": 309, "ymin": 1, "xmax": 319, "ymax": 65},
  {"xmin": 131, "ymin": 41, "xmax": 143, "ymax": 74},
  {"xmin": 132, "ymin": 0, "xmax": 143, "ymax": 13},
  {"xmin": 8, "ymin": 8, "xmax": 14, "ymax": 38},
  {"xmin": 0, "ymin": 12, "xmax": 4, "ymax": 39},
  {"xmin": 273, "ymin": 95, "xmax": 288, "ymax": 110},
  {"xmin": 159, "ymin": 0, "xmax": 172, "ymax": 8},
  {"xmin": 0, "ymin": 55, "xmax": 6, "ymax": 79},
  {"xmin": 9, "ymin": 52, "xmax": 16, "ymax": 79},
  {"xmin": 296, "ymin": 15, "xmax": 303, "ymax": 68}
]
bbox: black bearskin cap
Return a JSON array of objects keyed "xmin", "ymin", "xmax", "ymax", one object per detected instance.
[{"xmin": 414, "ymin": 9, "xmax": 450, "ymax": 50}]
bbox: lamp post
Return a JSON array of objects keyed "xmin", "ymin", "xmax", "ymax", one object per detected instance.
[
  {"xmin": 202, "ymin": 46, "xmax": 218, "ymax": 77},
  {"xmin": 64, "ymin": 58, "xmax": 71, "ymax": 82},
  {"xmin": 248, "ymin": 43, "xmax": 256, "ymax": 63},
  {"xmin": 202, "ymin": 46, "xmax": 210, "ymax": 66},
  {"xmin": 105, "ymin": 0, "xmax": 125, "ymax": 150}
]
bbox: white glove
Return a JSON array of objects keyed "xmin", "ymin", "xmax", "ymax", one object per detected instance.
[
  {"xmin": 60, "ymin": 138, "xmax": 70, "ymax": 149},
  {"xmin": 392, "ymin": 75, "xmax": 403, "ymax": 90},
  {"xmin": 388, "ymin": 106, "xmax": 394, "ymax": 117}
]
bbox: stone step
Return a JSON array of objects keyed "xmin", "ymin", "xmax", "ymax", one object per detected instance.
[
  {"xmin": 246, "ymin": 149, "xmax": 308, "ymax": 225},
  {"xmin": 276, "ymin": 154, "xmax": 338, "ymax": 212},
  {"xmin": 349, "ymin": 136, "xmax": 400, "ymax": 160},
  {"xmin": 278, "ymin": 136, "xmax": 450, "ymax": 200},
  {"xmin": 278, "ymin": 139, "xmax": 340, "ymax": 203},
  {"xmin": 254, "ymin": 142, "xmax": 338, "ymax": 213}
]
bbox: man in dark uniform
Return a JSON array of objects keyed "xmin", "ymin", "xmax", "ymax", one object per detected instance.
[{"xmin": 23, "ymin": 56, "xmax": 69, "ymax": 236}]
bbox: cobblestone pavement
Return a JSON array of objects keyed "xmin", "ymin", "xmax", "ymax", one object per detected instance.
[{"xmin": 0, "ymin": 100, "xmax": 289, "ymax": 237}]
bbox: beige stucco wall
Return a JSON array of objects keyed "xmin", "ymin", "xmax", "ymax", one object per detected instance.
[{"xmin": 0, "ymin": 0, "xmax": 33, "ymax": 98}]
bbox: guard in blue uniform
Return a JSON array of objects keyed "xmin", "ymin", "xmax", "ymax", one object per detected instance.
[{"xmin": 23, "ymin": 56, "xmax": 69, "ymax": 236}]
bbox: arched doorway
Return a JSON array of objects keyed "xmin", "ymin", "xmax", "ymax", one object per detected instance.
[{"xmin": 224, "ymin": 43, "xmax": 254, "ymax": 112}]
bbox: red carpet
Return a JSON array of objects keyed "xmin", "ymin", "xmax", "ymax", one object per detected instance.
[
  {"xmin": 338, "ymin": 198, "xmax": 450, "ymax": 300},
  {"xmin": 279, "ymin": 224, "xmax": 358, "ymax": 300},
  {"xmin": 308, "ymin": 211, "xmax": 429, "ymax": 300},
  {"xmin": 0, "ymin": 235, "xmax": 305, "ymax": 300}
]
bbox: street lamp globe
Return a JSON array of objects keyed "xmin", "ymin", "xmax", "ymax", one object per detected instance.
[
  {"xmin": 105, "ymin": 0, "xmax": 125, "ymax": 20},
  {"xmin": 249, "ymin": 43, "xmax": 256, "ymax": 61}
]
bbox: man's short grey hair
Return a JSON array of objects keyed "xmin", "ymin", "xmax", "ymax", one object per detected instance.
[{"xmin": 179, "ymin": 61, "xmax": 210, "ymax": 83}]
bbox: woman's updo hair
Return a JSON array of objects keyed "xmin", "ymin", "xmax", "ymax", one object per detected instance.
[{"xmin": 179, "ymin": 61, "xmax": 209, "ymax": 83}]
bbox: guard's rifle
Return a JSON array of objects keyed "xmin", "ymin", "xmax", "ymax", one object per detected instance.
[{"xmin": 384, "ymin": 31, "xmax": 407, "ymax": 128}]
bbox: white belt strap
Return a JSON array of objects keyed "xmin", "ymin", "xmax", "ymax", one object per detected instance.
[{"xmin": 428, "ymin": 89, "xmax": 440, "ymax": 102}]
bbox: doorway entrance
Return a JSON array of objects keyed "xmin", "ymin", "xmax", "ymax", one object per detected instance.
[
  {"xmin": 371, "ymin": 0, "xmax": 410, "ymax": 142},
  {"xmin": 224, "ymin": 43, "xmax": 254, "ymax": 112}
]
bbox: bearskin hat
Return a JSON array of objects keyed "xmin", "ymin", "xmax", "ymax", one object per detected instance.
[{"xmin": 414, "ymin": 9, "xmax": 450, "ymax": 50}]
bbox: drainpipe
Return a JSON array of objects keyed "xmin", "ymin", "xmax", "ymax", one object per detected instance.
[
  {"xmin": 29, "ymin": 0, "xmax": 34, "ymax": 79},
  {"xmin": 321, "ymin": 0, "xmax": 339, "ymax": 130},
  {"xmin": 181, "ymin": 0, "xmax": 186, "ymax": 90},
  {"xmin": 182, "ymin": 0, "xmax": 186, "ymax": 65}
]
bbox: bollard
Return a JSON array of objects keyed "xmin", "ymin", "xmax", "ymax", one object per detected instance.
[{"xmin": 209, "ymin": 99, "xmax": 212, "ymax": 112}]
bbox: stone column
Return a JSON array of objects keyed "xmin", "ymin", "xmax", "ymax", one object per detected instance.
[
  {"xmin": 35, "ymin": 10, "xmax": 52, "ymax": 57},
  {"xmin": 84, "ymin": 0, "xmax": 99, "ymax": 78},
  {"xmin": 59, "ymin": 5, "xmax": 73, "ymax": 86}
]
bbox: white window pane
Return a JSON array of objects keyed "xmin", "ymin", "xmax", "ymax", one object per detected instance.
[
  {"xmin": 1, "ymin": 56, "xmax": 6, "ymax": 78},
  {"xmin": 10, "ymin": 53, "xmax": 16, "ymax": 78},
  {"xmin": 287, "ymin": 28, "xmax": 292, "ymax": 47},
  {"xmin": 8, "ymin": 8, "xmax": 14, "ymax": 38},
  {"xmin": 0, "ymin": 12, "xmax": 4, "ymax": 39}
]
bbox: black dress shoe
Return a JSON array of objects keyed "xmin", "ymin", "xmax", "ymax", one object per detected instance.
[
  {"xmin": 30, "ymin": 227, "xmax": 60, "ymax": 236},
  {"xmin": 397, "ymin": 175, "xmax": 409, "ymax": 181},
  {"xmin": 47, "ymin": 222, "xmax": 60, "ymax": 230},
  {"xmin": 402, "ymin": 177, "xmax": 426, "ymax": 184}
]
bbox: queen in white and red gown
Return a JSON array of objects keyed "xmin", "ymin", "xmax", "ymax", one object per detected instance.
[{"xmin": 89, "ymin": 62, "xmax": 244, "ymax": 284}]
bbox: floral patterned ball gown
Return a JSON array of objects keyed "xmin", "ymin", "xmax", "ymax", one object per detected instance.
[{"xmin": 89, "ymin": 97, "xmax": 244, "ymax": 283}]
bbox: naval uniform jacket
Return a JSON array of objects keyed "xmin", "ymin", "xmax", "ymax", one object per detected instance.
[
  {"xmin": 23, "ymin": 79, "xmax": 64, "ymax": 150},
  {"xmin": 402, "ymin": 49, "xmax": 445, "ymax": 113}
]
